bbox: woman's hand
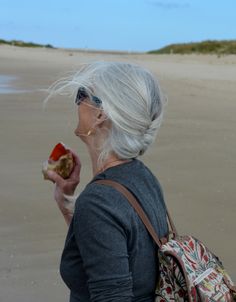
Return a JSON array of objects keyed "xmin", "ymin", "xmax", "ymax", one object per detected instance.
[{"xmin": 46, "ymin": 150, "xmax": 81, "ymax": 225}]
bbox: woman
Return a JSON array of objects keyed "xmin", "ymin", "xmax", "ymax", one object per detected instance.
[{"xmin": 46, "ymin": 62, "xmax": 168, "ymax": 302}]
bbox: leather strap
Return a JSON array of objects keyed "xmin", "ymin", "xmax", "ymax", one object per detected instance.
[{"xmin": 95, "ymin": 179, "xmax": 177, "ymax": 248}]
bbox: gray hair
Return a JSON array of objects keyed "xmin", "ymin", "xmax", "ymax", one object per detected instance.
[{"xmin": 45, "ymin": 61, "xmax": 166, "ymax": 163}]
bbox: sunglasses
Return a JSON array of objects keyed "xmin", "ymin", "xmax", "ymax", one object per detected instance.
[{"xmin": 75, "ymin": 87, "xmax": 102, "ymax": 107}]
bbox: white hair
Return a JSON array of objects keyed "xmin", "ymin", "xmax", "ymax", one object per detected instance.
[{"xmin": 45, "ymin": 61, "xmax": 166, "ymax": 163}]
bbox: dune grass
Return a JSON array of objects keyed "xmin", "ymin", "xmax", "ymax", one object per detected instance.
[
  {"xmin": 0, "ymin": 38, "xmax": 54, "ymax": 49},
  {"xmin": 148, "ymin": 40, "xmax": 236, "ymax": 55},
  {"xmin": 1, "ymin": 38, "xmax": 236, "ymax": 55}
]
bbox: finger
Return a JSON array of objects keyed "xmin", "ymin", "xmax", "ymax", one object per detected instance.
[{"xmin": 70, "ymin": 162, "xmax": 81, "ymax": 179}]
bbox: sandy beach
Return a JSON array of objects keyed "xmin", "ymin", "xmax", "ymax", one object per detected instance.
[{"xmin": 0, "ymin": 45, "xmax": 236, "ymax": 301}]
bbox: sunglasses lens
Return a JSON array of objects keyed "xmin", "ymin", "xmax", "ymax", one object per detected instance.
[
  {"xmin": 75, "ymin": 88, "xmax": 88, "ymax": 105},
  {"xmin": 75, "ymin": 87, "xmax": 102, "ymax": 107},
  {"xmin": 92, "ymin": 96, "xmax": 102, "ymax": 106}
]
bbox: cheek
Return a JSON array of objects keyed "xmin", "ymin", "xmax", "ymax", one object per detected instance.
[
  {"xmin": 74, "ymin": 106, "xmax": 94, "ymax": 136},
  {"xmin": 74, "ymin": 108, "xmax": 81, "ymax": 136}
]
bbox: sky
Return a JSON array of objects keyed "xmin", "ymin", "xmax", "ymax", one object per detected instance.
[{"xmin": 0, "ymin": 0, "xmax": 236, "ymax": 52}]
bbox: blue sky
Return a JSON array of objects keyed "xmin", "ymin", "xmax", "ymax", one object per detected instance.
[{"xmin": 1, "ymin": 0, "xmax": 236, "ymax": 51}]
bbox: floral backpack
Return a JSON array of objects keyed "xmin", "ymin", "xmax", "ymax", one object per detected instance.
[{"xmin": 96, "ymin": 180, "xmax": 236, "ymax": 302}]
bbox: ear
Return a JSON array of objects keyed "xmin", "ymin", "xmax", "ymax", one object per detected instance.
[{"xmin": 94, "ymin": 110, "xmax": 107, "ymax": 127}]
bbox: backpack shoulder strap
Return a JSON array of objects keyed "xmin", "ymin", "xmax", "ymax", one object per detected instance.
[{"xmin": 95, "ymin": 179, "xmax": 165, "ymax": 248}]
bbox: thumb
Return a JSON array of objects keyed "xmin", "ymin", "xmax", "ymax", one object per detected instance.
[{"xmin": 46, "ymin": 170, "xmax": 64, "ymax": 185}]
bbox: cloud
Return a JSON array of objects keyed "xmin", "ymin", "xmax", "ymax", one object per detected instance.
[{"xmin": 146, "ymin": 1, "xmax": 190, "ymax": 9}]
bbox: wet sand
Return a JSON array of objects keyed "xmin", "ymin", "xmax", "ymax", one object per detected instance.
[{"xmin": 0, "ymin": 45, "xmax": 236, "ymax": 301}]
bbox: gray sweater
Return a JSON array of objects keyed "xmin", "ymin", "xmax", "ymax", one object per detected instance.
[{"xmin": 60, "ymin": 159, "xmax": 168, "ymax": 302}]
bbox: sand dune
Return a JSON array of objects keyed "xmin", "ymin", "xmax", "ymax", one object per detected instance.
[{"xmin": 0, "ymin": 45, "xmax": 236, "ymax": 301}]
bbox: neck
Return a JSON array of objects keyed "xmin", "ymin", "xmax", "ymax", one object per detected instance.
[
  {"xmin": 87, "ymin": 147, "xmax": 128, "ymax": 176},
  {"xmin": 88, "ymin": 148, "xmax": 101, "ymax": 176}
]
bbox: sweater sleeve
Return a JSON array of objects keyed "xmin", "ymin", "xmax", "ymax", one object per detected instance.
[{"xmin": 73, "ymin": 184, "xmax": 134, "ymax": 302}]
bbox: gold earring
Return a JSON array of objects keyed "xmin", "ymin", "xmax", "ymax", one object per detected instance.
[{"xmin": 87, "ymin": 128, "xmax": 95, "ymax": 136}]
